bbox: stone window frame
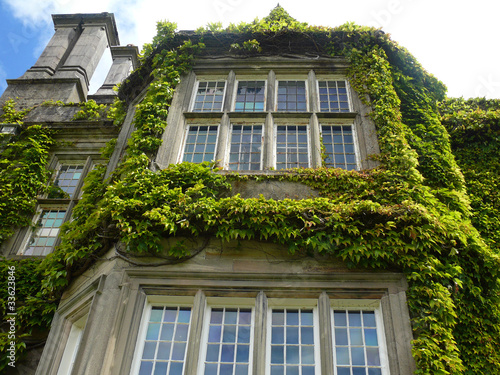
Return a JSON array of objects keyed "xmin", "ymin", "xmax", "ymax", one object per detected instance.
[
  {"xmin": 157, "ymin": 58, "xmax": 380, "ymax": 172},
  {"xmin": 106, "ymin": 270, "xmax": 414, "ymax": 375}
]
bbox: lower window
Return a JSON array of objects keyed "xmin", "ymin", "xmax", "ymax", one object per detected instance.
[
  {"xmin": 332, "ymin": 310, "xmax": 384, "ymax": 375},
  {"xmin": 21, "ymin": 209, "xmax": 66, "ymax": 256},
  {"xmin": 269, "ymin": 308, "xmax": 318, "ymax": 375},
  {"xmin": 321, "ymin": 125, "xmax": 356, "ymax": 170},
  {"xmin": 182, "ymin": 125, "xmax": 219, "ymax": 163},
  {"xmin": 276, "ymin": 125, "xmax": 309, "ymax": 170},
  {"xmin": 137, "ymin": 306, "xmax": 192, "ymax": 375},
  {"xmin": 131, "ymin": 296, "xmax": 388, "ymax": 375}
]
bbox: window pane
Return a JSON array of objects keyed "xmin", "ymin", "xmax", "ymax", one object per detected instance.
[
  {"xmin": 228, "ymin": 125, "xmax": 262, "ymax": 171},
  {"xmin": 332, "ymin": 310, "xmax": 383, "ymax": 375},
  {"xmin": 182, "ymin": 126, "xmax": 218, "ymax": 163},
  {"xmin": 138, "ymin": 307, "xmax": 191, "ymax": 375},
  {"xmin": 49, "ymin": 165, "xmax": 84, "ymax": 199},
  {"xmin": 321, "ymin": 125, "xmax": 356, "ymax": 170},
  {"xmin": 318, "ymin": 81, "xmax": 350, "ymax": 112},
  {"xmin": 276, "ymin": 126, "xmax": 309, "ymax": 170},
  {"xmin": 193, "ymin": 81, "xmax": 226, "ymax": 112},
  {"xmin": 277, "ymin": 81, "xmax": 307, "ymax": 112},
  {"xmin": 270, "ymin": 309, "xmax": 316, "ymax": 374},
  {"xmin": 235, "ymin": 81, "xmax": 265, "ymax": 112},
  {"xmin": 203, "ymin": 308, "xmax": 253, "ymax": 375},
  {"xmin": 23, "ymin": 209, "xmax": 66, "ymax": 256}
]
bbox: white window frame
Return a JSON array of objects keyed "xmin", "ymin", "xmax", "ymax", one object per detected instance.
[
  {"xmin": 232, "ymin": 78, "xmax": 268, "ymax": 112},
  {"xmin": 50, "ymin": 163, "xmax": 86, "ymax": 199},
  {"xmin": 130, "ymin": 294, "xmax": 392, "ymax": 375},
  {"xmin": 17, "ymin": 205, "xmax": 68, "ymax": 256},
  {"xmin": 130, "ymin": 296, "xmax": 195, "ymax": 375},
  {"xmin": 330, "ymin": 299, "xmax": 390, "ymax": 375},
  {"xmin": 56, "ymin": 314, "xmax": 87, "ymax": 375},
  {"xmin": 198, "ymin": 297, "xmax": 256, "ymax": 375},
  {"xmin": 266, "ymin": 299, "xmax": 322, "ymax": 375}
]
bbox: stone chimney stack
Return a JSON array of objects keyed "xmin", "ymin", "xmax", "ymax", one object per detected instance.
[{"xmin": 0, "ymin": 13, "xmax": 120, "ymax": 108}]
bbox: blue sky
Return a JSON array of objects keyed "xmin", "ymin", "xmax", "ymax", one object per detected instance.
[{"xmin": 1, "ymin": 0, "xmax": 499, "ymax": 99}]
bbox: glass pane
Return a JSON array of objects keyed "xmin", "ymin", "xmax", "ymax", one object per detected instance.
[
  {"xmin": 204, "ymin": 307, "xmax": 252, "ymax": 374},
  {"xmin": 157, "ymin": 342, "xmax": 171, "ymax": 360},
  {"xmin": 270, "ymin": 308, "xmax": 316, "ymax": 373},
  {"xmin": 139, "ymin": 306, "xmax": 191, "ymax": 373},
  {"xmin": 333, "ymin": 309, "xmax": 383, "ymax": 374}
]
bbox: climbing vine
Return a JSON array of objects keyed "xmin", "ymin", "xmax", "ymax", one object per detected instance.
[{"xmin": 1, "ymin": 6, "xmax": 499, "ymax": 374}]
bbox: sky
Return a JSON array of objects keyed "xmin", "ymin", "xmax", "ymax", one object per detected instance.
[{"xmin": 0, "ymin": 0, "xmax": 499, "ymax": 99}]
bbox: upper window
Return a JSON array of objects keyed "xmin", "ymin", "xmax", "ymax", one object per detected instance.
[
  {"xmin": 192, "ymin": 81, "xmax": 226, "ymax": 112},
  {"xmin": 234, "ymin": 81, "xmax": 266, "ymax": 112},
  {"xmin": 277, "ymin": 81, "xmax": 307, "ymax": 111},
  {"xmin": 176, "ymin": 73, "xmax": 360, "ymax": 171},
  {"xmin": 318, "ymin": 81, "xmax": 350, "ymax": 113},
  {"xmin": 51, "ymin": 164, "xmax": 84, "ymax": 198}
]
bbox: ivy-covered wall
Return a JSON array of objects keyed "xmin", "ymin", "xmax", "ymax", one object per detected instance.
[{"xmin": 0, "ymin": 6, "xmax": 499, "ymax": 374}]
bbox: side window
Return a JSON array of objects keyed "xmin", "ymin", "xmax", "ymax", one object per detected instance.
[
  {"xmin": 56, "ymin": 315, "xmax": 87, "ymax": 375},
  {"xmin": 16, "ymin": 157, "xmax": 92, "ymax": 256},
  {"xmin": 50, "ymin": 164, "xmax": 85, "ymax": 198}
]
